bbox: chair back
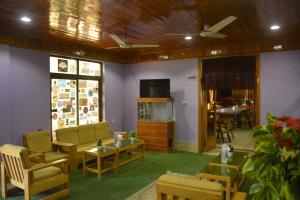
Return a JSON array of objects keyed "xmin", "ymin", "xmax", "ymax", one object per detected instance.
[
  {"xmin": 23, "ymin": 130, "xmax": 52, "ymax": 153},
  {"xmin": 0, "ymin": 144, "xmax": 31, "ymax": 185}
]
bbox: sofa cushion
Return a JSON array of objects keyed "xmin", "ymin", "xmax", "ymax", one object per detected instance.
[
  {"xmin": 24, "ymin": 130, "xmax": 52, "ymax": 153},
  {"xmin": 157, "ymin": 174, "xmax": 223, "ymax": 192},
  {"xmin": 45, "ymin": 152, "xmax": 69, "ymax": 162},
  {"xmin": 94, "ymin": 122, "xmax": 111, "ymax": 140},
  {"xmin": 102, "ymin": 138, "xmax": 114, "ymax": 145},
  {"xmin": 33, "ymin": 166, "xmax": 62, "ymax": 183},
  {"xmin": 78, "ymin": 124, "xmax": 96, "ymax": 144},
  {"xmin": 56, "ymin": 127, "xmax": 79, "ymax": 145}
]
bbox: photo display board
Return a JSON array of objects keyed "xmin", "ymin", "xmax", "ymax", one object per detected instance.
[
  {"xmin": 50, "ymin": 56, "xmax": 102, "ymax": 130},
  {"xmin": 51, "ymin": 79, "xmax": 77, "ymax": 130}
]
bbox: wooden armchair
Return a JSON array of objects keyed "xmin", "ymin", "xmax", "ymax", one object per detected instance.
[
  {"xmin": 0, "ymin": 144, "xmax": 69, "ymax": 200},
  {"xmin": 156, "ymin": 173, "xmax": 223, "ymax": 200},
  {"xmin": 216, "ymin": 117, "xmax": 234, "ymax": 143},
  {"xmin": 23, "ymin": 130, "xmax": 77, "ymax": 171}
]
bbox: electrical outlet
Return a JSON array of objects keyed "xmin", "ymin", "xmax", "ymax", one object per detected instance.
[{"xmin": 111, "ymin": 118, "xmax": 116, "ymax": 123}]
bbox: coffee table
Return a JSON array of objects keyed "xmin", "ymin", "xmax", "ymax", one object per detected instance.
[
  {"xmin": 209, "ymin": 151, "xmax": 249, "ymax": 169},
  {"xmin": 198, "ymin": 165, "xmax": 238, "ymax": 200},
  {"xmin": 105, "ymin": 139, "xmax": 145, "ymax": 170},
  {"xmin": 82, "ymin": 146, "xmax": 118, "ymax": 180}
]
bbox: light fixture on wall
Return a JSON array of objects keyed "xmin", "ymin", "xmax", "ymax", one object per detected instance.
[
  {"xmin": 73, "ymin": 50, "xmax": 86, "ymax": 56},
  {"xmin": 273, "ymin": 44, "xmax": 283, "ymax": 50},
  {"xmin": 211, "ymin": 50, "xmax": 221, "ymax": 55},
  {"xmin": 159, "ymin": 55, "xmax": 169, "ymax": 60}
]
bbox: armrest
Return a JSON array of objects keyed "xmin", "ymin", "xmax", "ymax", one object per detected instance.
[
  {"xmin": 52, "ymin": 141, "xmax": 77, "ymax": 171},
  {"xmin": 27, "ymin": 149, "xmax": 45, "ymax": 163},
  {"xmin": 26, "ymin": 159, "xmax": 68, "ymax": 172}
]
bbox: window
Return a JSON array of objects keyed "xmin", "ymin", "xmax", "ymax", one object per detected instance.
[{"xmin": 50, "ymin": 55, "xmax": 102, "ymax": 130}]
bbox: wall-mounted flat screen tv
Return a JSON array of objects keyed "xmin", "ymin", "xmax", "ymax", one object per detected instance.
[{"xmin": 140, "ymin": 79, "xmax": 170, "ymax": 98}]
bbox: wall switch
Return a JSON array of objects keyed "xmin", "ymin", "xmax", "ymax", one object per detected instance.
[
  {"xmin": 181, "ymin": 100, "xmax": 187, "ymax": 105},
  {"xmin": 111, "ymin": 118, "xmax": 116, "ymax": 123}
]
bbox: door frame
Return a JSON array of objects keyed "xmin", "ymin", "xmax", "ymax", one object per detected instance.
[{"xmin": 198, "ymin": 55, "xmax": 261, "ymax": 153}]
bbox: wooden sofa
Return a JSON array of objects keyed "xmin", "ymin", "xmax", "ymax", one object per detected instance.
[
  {"xmin": 156, "ymin": 172, "xmax": 223, "ymax": 200},
  {"xmin": 55, "ymin": 121, "xmax": 115, "ymax": 169}
]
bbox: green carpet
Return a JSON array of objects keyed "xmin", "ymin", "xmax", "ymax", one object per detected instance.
[{"xmin": 1, "ymin": 151, "xmax": 214, "ymax": 200}]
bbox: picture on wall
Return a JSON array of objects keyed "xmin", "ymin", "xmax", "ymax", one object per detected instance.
[{"xmin": 58, "ymin": 59, "xmax": 68, "ymax": 72}]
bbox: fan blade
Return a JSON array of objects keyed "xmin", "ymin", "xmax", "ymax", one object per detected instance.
[
  {"xmin": 109, "ymin": 34, "xmax": 126, "ymax": 46},
  {"xmin": 130, "ymin": 44, "xmax": 160, "ymax": 48},
  {"xmin": 207, "ymin": 16, "xmax": 237, "ymax": 33},
  {"xmin": 201, "ymin": 32, "xmax": 227, "ymax": 38}
]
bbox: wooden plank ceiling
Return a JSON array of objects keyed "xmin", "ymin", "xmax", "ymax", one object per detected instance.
[{"xmin": 0, "ymin": 0, "xmax": 299, "ymax": 63}]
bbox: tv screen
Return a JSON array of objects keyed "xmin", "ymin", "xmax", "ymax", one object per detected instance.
[{"xmin": 140, "ymin": 79, "xmax": 170, "ymax": 98}]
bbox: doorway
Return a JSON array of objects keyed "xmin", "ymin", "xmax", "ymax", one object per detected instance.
[{"xmin": 199, "ymin": 56, "xmax": 258, "ymax": 152}]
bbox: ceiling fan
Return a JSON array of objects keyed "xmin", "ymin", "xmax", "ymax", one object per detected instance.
[
  {"xmin": 165, "ymin": 16, "xmax": 237, "ymax": 38},
  {"xmin": 106, "ymin": 34, "xmax": 160, "ymax": 49}
]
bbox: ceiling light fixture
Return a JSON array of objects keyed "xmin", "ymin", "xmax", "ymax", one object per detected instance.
[
  {"xmin": 185, "ymin": 36, "xmax": 192, "ymax": 40},
  {"xmin": 20, "ymin": 16, "xmax": 31, "ymax": 23},
  {"xmin": 211, "ymin": 50, "xmax": 221, "ymax": 55},
  {"xmin": 273, "ymin": 44, "xmax": 283, "ymax": 50},
  {"xmin": 270, "ymin": 25, "xmax": 280, "ymax": 30},
  {"xmin": 74, "ymin": 50, "xmax": 86, "ymax": 56}
]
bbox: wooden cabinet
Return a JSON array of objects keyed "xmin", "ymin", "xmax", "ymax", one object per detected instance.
[
  {"xmin": 137, "ymin": 98, "xmax": 175, "ymax": 153},
  {"xmin": 137, "ymin": 120, "xmax": 174, "ymax": 152}
]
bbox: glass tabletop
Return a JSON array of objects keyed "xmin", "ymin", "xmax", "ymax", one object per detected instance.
[
  {"xmin": 199, "ymin": 164, "xmax": 238, "ymax": 179},
  {"xmin": 105, "ymin": 139, "xmax": 144, "ymax": 148},
  {"xmin": 211, "ymin": 151, "xmax": 249, "ymax": 167},
  {"xmin": 86, "ymin": 146, "xmax": 116, "ymax": 154}
]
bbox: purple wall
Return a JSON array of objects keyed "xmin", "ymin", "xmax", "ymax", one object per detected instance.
[
  {"xmin": 0, "ymin": 46, "xmax": 50, "ymax": 145},
  {"xmin": 260, "ymin": 50, "xmax": 300, "ymax": 124},
  {"xmin": 0, "ymin": 45, "xmax": 11, "ymax": 144},
  {"xmin": 104, "ymin": 62, "xmax": 124, "ymax": 131},
  {"xmin": 123, "ymin": 59, "xmax": 199, "ymax": 142}
]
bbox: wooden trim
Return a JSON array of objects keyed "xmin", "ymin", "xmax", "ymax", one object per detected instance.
[
  {"xmin": 198, "ymin": 58, "xmax": 204, "ymax": 153},
  {"xmin": 255, "ymin": 55, "xmax": 260, "ymax": 126},
  {"xmin": 137, "ymin": 98, "xmax": 173, "ymax": 102}
]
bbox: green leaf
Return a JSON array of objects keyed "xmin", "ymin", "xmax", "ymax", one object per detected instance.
[
  {"xmin": 284, "ymin": 182, "xmax": 295, "ymax": 200},
  {"xmin": 249, "ymin": 183, "xmax": 262, "ymax": 195},
  {"xmin": 281, "ymin": 128, "xmax": 298, "ymax": 144}
]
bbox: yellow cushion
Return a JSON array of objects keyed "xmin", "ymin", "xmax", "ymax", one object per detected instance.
[
  {"xmin": 32, "ymin": 166, "xmax": 62, "ymax": 183},
  {"xmin": 157, "ymin": 174, "xmax": 223, "ymax": 192},
  {"xmin": 56, "ymin": 127, "xmax": 79, "ymax": 145},
  {"xmin": 44, "ymin": 151, "xmax": 68, "ymax": 162},
  {"xmin": 2, "ymin": 144, "xmax": 31, "ymax": 169},
  {"xmin": 24, "ymin": 130, "xmax": 52, "ymax": 153},
  {"xmin": 78, "ymin": 124, "xmax": 96, "ymax": 144},
  {"xmin": 94, "ymin": 122, "xmax": 111, "ymax": 140}
]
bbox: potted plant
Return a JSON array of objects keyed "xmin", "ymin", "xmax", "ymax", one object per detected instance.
[
  {"xmin": 129, "ymin": 131, "xmax": 137, "ymax": 142},
  {"xmin": 227, "ymin": 144, "xmax": 234, "ymax": 157},
  {"xmin": 242, "ymin": 113, "xmax": 300, "ymax": 200},
  {"xmin": 96, "ymin": 139, "xmax": 103, "ymax": 149}
]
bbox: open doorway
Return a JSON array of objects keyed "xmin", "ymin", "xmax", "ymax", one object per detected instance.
[{"xmin": 200, "ymin": 56, "xmax": 257, "ymax": 152}]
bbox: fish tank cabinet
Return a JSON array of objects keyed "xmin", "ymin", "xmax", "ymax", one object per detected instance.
[{"xmin": 137, "ymin": 98, "xmax": 175, "ymax": 153}]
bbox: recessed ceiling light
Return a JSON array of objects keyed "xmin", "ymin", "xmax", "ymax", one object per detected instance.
[
  {"xmin": 185, "ymin": 36, "xmax": 192, "ymax": 40},
  {"xmin": 270, "ymin": 25, "xmax": 280, "ymax": 30},
  {"xmin": 20, "ymin": 16, "xmax": 31, "ymax": 23},
  {"xmin": 273, "ymin": 44, "xmax": 283, "ymax": 50},
  {"xmin": 211, "ymin": 50, "xmax": 221, "ymax": 55}
]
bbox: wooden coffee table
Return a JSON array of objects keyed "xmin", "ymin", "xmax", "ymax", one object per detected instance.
[{"xmin": 82, "ymin": 146, "xmax": 117, "ymax": 180}]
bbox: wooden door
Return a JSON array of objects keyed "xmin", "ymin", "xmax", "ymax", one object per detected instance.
[{"xmin": 203, "ymin": 89, "xmax": 217, "ymax": 151}]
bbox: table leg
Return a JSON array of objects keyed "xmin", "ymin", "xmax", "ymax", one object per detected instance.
[
  {"xmin": 82, "ymin": 153, "xmax": 86, "ymax": 175},
  {"xmin": 97, "ymin": 155, "xmax": 101, "ymax": 180},
  {"xmin": 226, "ymin": 176, "xmax": 231, "ymax": 200}
]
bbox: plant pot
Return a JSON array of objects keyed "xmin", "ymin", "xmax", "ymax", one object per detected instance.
[{"xmin": 227, "ymin": 151, "xmax": 233, "ymax": 157}]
